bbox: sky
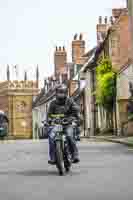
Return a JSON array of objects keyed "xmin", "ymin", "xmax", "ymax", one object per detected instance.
[{"xmin": 0, "ymin": 0, "xmax": 126, "ymax": 84}]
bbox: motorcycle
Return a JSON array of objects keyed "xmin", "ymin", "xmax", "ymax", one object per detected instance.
[{"xmin": 48, "ymin": 114, "xmax": 77, "ymax": 176}]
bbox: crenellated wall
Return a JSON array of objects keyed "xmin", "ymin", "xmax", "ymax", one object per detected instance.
[{"xmin": 0, "ymin": 80, "xmax": 39, "ymax": 139}]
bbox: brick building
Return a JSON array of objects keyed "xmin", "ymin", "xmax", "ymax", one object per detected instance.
[
  {"xmin": 69, "ymin": 34, "xmax": 87, "ymax": 96},
  {"xmin": 32, "ymin": 34, "xmax": 87, "ymax": 138},
  {"xmin": 78, "ymin": 7, "xmax": 133, "ymax": 136},
  {"xmin": 54, "ymin": 46, "xmax": 67, "ymax": 82},
  {"xmin": 95, "ymin": 8, "xmax": 132, "ymax": 135}
]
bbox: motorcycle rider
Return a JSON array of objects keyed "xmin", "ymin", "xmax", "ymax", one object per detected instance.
[{"xmin": 47, "ymin": 84, "xmax": 80, "ymax": 165}]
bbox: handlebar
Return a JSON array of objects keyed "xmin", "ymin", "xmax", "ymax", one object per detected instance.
[{"xmin": 46, "ymin": 116, "xmax": 78, "ymax": 126}]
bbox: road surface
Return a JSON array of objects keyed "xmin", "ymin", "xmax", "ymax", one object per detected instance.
[{"xmin": 0, "ymin": 139, "xmax": 133, "ymax": 200}]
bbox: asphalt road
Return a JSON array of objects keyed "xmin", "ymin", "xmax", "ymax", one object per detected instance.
[{"xmin": 0, "ymin": 139, "xmax": 133, "ymax": 200}]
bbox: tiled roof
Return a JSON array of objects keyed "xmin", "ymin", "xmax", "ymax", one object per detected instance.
[
  {"xmin": 82, "ymin": 29, "xmax": 111, "ymax": 72},
  {"xmin": 118, "ymin": 58, "xmax": 133, "ymax": 74},
  {"xmin": 32, "ymin": 84, "xmax": 61, "ymax": 108},
  {"xmin": 82, "ymin": 46, "xmax": 97, "ymax": 58}
]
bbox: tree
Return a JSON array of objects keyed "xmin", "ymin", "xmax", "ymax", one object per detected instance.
[{"xmin": 95, "ymin": 58, "xmax": 117, "ymax": 129}]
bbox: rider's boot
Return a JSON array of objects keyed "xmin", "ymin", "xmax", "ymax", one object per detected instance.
[
  {"xmin": 48, "ymin": 136, "xmax": 56, "ymax": 165},
  {"xmin": 72, "ymin": 154, "xmax": 80, "ymax": 163},
  {"xmin": 48, "ymin": 159, "xmax": 56, "ymax": 165}
]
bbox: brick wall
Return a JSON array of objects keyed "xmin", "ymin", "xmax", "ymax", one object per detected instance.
[
  {"xmin": 54, "ymin": 47, "xmax": 67, "ymax": 77},
  {"xmin": 96, "ymin": 9, "xmax": 131, "ymax": 71},
  {"xmin": 110, "ymin": 9, "xmax": 131, "ymax": 70},
  {"xmin": 72, "ymin": 34, "xmax": 86, "ymax": 65},
  {"xmin": 119, "ymin": 13, "xmax": 132, "ymax": 67}
]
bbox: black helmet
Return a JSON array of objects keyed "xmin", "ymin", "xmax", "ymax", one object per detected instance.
[
  {"xmin": 56, "ymin": 84, "xmax": 68, "ymax": 102},
  {"xmin": 56, "ymin": 84, "xmax": 68, "ymax": 93}
]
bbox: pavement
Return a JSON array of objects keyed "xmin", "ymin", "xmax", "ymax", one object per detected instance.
[
  {"xmin": 81, "ymin": 135, "xmax": 133, "ymax": 147},
  {"xmin": 102, "ymin": 136, "xmax": 133, "ymax": 147},
  {"xmin": 0, "ymin": 139, "xmax": 133, "ymax": 200}
]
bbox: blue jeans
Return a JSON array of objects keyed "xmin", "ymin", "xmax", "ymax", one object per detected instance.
[
  {"xmin": 74, "ymin": 126, "xmax": 80, "ymax": 139},
  {"xmin": 48, "ymin": 125, "xmax": 79, "ymax": 161}
]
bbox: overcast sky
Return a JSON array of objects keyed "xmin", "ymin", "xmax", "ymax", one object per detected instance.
[{"xmin": 0, "ymin": 0, "xmax": 126, "ymax": 82}]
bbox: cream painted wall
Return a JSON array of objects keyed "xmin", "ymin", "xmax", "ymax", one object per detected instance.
[{"xmin": 117, "ymin": 64, "xmax": 133, "ymax": 100}]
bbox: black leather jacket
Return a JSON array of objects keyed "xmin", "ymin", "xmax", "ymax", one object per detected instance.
[{"xmin": 47, "ymin": 97, "xmax": 80, "ymax": 123}]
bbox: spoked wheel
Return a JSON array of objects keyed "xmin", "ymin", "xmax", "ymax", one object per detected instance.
[
  {"xmin": 55, "ymin": 141, "xmax": 64, "ymax": 176},
  {"xmin": 64, "ymin": 156, "xmax": 70, "ymax": 172},
  {"xmin": 64, "ymin": 145, "xmax": 72, "ymax": 173},
  {"xmin": 64, "ymin": 163, "xmax": 70, "ymax": 173}
]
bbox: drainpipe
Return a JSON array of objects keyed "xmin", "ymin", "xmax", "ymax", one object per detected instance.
[
  {"xmin": 90, "ymin": 69, "xmax": 95, "ymax": 136},
  {"xmin": 93, "ymin": 69, "xmax": 96, "ymax": 136},
  {"xmin": 128, "ymin": 0, "xmax": 133, "ymax": 58},
  {"xmin": 114, "ymin": 74, "xmax": 117, "ymax": 135}
]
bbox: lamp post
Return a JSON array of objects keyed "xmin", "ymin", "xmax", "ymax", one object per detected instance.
[{"xmin": 21, "ymin": 120, "xmax": 27, "ymax": 136}]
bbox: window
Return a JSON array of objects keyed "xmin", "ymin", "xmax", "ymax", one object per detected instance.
[{"xmin": 111, "ymin": 39, "xmax": 117, "ymax": 48}]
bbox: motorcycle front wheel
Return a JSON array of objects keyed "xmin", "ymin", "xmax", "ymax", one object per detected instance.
[
  {"xmin": 55, "ymin": 140, "xmax": 64, "ymax": 176},
  {"xmin": 64, "ymin": 143, "xmax": 71, "ymax": 172}
]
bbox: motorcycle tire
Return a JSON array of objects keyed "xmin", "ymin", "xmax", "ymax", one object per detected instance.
[
  {"xmin": 64, "ymin": 146, "xmax": 71, "ymax": 173},
  {"xmin": 55, "ymin": 141, "xmax": 64, "ymax": 176},
  {"xmin": 64, "ymin": 162, "xmax": 70, "ymax": 172}
]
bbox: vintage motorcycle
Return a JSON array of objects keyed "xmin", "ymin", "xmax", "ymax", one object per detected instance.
[{"xmin": 47, "ymin": 114, "xmax": 78, "ymax": 176}]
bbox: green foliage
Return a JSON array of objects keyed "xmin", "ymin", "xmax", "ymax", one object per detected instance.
[
  {"xmin": 128, "ymin": 113, "xmax": 133, "ymax": 121},
  {"xmin": 95, "ymin": 58, "xmax": 116, "ymax": 111},
  {"xmin": 96, "ymin": 57, "xmax": 112, "ymax": 75}
]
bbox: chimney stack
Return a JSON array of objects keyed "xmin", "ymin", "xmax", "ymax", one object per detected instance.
[
  {"xmin": 112, "ymin": 8, "xmax": 124, "ymax": 19},
  {"xmin": 97, "ymin": 16, "xmax": 109, "ymax": 44},
  {"xmin": 72, "ymin": 33, "xmax": 85, "ymax": 65},
  {"xmin": 54, "ymin": 46, "xmax": 67, "ymax": 78}
]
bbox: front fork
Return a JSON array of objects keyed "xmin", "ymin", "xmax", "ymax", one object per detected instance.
[
  {"xmin": 55, "ymin": 133, "xmax": 64, "ymax": 153},
  {"xmin": 55, "ymin": 134, "xmax": 69, "ymax": 160}
]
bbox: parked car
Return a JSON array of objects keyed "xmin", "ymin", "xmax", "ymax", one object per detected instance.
[{"xmin": 0, "ymin": 110, "xmax": 9, "ymax": 139}]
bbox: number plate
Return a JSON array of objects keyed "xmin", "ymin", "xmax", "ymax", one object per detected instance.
[
  {"xmin": 56, "ymin": 125, "xmax": 63, "ymax": 132},
  {"xmin": 62, "ymin": 135, "xmax": 66, "ymax": 141}
]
